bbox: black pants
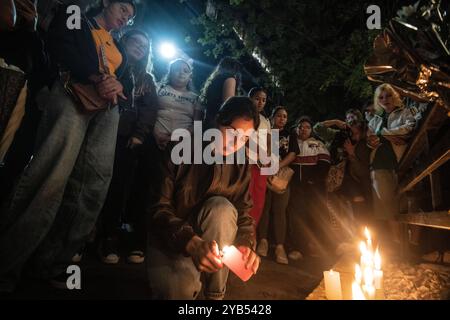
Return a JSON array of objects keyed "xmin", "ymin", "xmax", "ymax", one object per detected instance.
[
  {"xmin": 99, "ymin": 135, "xmax": 145, "ymax": 249},
  {"xmin": 334, "ymin": 173, "xmax": 373, "ymax": 234},
  {"xmin": 258, "ymin": 187, "xmax": 290, "ymax": 245},
  {"xmin": 287, "ymin": 179, "xmax": 333, "ymax": 254}
]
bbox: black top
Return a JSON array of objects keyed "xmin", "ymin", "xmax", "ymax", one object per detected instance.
[
  {"xmin": 203, "ymin": 73, "xmax": 236, "ymax": 129},
  {"xmin": 117, "ymin": 72, "xmax": 158, "ymax": 141},
  {"xmin": 278, "ymin": 128, "xmax": 292, "ymax": 159}
]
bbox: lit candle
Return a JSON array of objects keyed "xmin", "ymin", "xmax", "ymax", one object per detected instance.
[
  {"xmin": 359, "ymin": 241, "xmax": 367, "ymax": 269},
  {"xmin": 374, "ymin": 248, "xmax": 383, "ymax": 290},
  {"xmin": 363, "ymin": 267, "xmax": 376, "ymax": 299},
  {"xmin": 363, "ymin": 284, "xmax": 376, "ymax": 300},
  {"xmin": 360, "ymin": 244, "xmax": 373, "ymax": 270},
  {"xmin": 352, "ymin": 281, "xmax": 366, "ymax": 300},
  {"xmin": 363, "ymin": 267, "xmax": 374, "ymax": 287},
  {"xmin": 355, "ymin": 264, "xmax": 362, "ymax": 285},
  {"xmin": 221, "ymin": 245, "xmax": 254, "ymax": 282},
  {"xmin": 323, "ymin": 269, "xmax": 342, "ymax": 300}
]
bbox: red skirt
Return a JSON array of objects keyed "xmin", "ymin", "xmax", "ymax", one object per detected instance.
[{"xmin": 249, "ymin": 165, "xmax": 267, "ymax": 226}]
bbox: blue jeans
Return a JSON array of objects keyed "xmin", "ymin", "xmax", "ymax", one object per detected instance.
[
  {"xmin": 147, "ymin": 196, "xmax": 238, "ymax": 300},
  {"xmin": 0, "ymin": 81, "xmax": 119, "ymax": 291}
]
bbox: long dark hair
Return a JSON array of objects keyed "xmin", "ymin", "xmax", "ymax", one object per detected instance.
[
  {"xmin": 120, "ymin": 29, "xmax": 155, "ymax": 95},
  {"xmin": 248, "ymin": 87, "xmax": 267, "ymax": 98},
  {"xmin": 200, "ymin": 57, "xmax": 242, "ymax": 103},
  {"xmin": 216, "ymin": 97, "xmax": 260, "ymax": 130}
]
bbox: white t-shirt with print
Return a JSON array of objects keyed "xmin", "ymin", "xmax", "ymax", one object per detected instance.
[{"xmin": 153, "ymin": 84, "xmax": 202, "ymax": 147}]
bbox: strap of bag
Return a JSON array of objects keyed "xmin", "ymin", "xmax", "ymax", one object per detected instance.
[{"xmin": 85, "ymin": 16, "xmax": 111, "ymax": 76}]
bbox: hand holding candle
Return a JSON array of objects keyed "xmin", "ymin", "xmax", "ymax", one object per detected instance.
[
  {"xmin": 221, "ymin": 245, "xmax": 259, "ymax": 282},
  {"xmin": 186, "ymin": 236, "xmax": 223, "ymax": 273}
]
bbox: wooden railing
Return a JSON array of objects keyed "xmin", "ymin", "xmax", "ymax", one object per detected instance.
[{"xmin": 394, "ymin": 100, "xmax": 450, "ymax": 260}]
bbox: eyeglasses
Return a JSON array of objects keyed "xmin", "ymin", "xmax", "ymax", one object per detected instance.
[{"xmin": 120, "ymin": 4, "xmax": 135, "ymax": 26}]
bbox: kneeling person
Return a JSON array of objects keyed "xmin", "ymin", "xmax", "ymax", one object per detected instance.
[{"xmin": 147, "ymin": 96, "xmax": 261, "ymax": 300}]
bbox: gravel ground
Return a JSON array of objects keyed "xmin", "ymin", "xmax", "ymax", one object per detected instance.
[
  {"xmin": 383, "ymin": 262, "xmax": 450, "ymax": 300},
  {"xmin": 307, "ymin": 259, "xmax": 450, "ymax": 300}
]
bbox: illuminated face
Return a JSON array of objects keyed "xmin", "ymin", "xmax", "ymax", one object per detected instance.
[
  {"xmin": 273, "ymin": 109, "xmax": 288, "ymax": 129},
  {"xmin": 169, "ymin": 61, "xmax": 192, "ymax": 90},
  {"xmin": 103, "ymin": 2, "xmax": 134, "ymax": 31},
  {"xmin": 378, "ymin": 89, "xmax": 395, "ymax": 112},
  {"xmin": 250, "ymin": 91, "xmax": 267, "ymax": 113},
  {"xmin": 125, "ymin": 34, "xmax": 149, "ymax": 63},
  {"xmin": 297, "ymin": 121, "xmax": 312, "ymax": 140},
  {"xmin": 219, "ymin": 117, "xmax": 255, "ymax": 156}
]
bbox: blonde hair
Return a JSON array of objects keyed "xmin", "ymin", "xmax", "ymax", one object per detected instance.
[{"xmin": 373, "ymin": 83, "xmax": 403, "ymax": 114}]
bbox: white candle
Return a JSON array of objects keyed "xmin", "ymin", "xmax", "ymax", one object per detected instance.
[
  {"xmin": 363, "ymin": 284, "xmax": 376, "ymax": 300},
  {"xmin": 374, "ymin": 248, "xmax": 383, "ymax": 289},
  {"xmin": 323, "ymin": 269, "xmax": 342, "ymax": 300},
  {"xmin": 352, "ymin": 281, "xmax": 366, "ymax": 300},
  {"xmin": 221, "ymin": 245, "xmax": 254, "ymax": 282},
  {"xmin": 359, "ymin": 241, "xmax": 367, "ymax": 269},
  {"xmin": 374, "ymin": 270, "xmax": 383, "ymax": 290},
  {"xmin": 363, "ymin": 267, "xmax": 374, "ymax": 287},
  {"xmin": 355, "ymin": 264, "xmax": 362, "ymax": 285},
  {"xmin": 360, "ymin": 250, "xmax": 373, "ymax": 271}
]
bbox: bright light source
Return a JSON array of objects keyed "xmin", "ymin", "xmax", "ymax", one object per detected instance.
[{"xmin": 159, "ymin": 42, "xmax": 176, "ymax": 59}]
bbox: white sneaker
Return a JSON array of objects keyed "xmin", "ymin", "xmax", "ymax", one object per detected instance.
[
  {"xmin": 288, "ymin": 250, "xmax": 303, "ymax": 261},
  {"xmin": 102, "ymin": 253, "xmax": 120, "ymax": 264},
  {"xmin": 127, "ymin": 250, "xmax": 145, "ymax": 264},
  {"xmin": 256, "ymin": 239, "xmax": 269, "ymax": 257},
  {"xmin": 71, "ymin": 252, "xmax": 83, "ymax": 263},
  {"xmin": 275, "ymin": 245, "xmax": 288, "ymax": 265}
]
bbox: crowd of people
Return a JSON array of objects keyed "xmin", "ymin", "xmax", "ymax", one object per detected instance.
[{"xmin": 0, "ymin": 1, "xmax": 422, "ymax": 299}]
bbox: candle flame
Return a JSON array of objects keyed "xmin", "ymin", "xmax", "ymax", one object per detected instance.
[
  {"xmin": 222, "ymin": 245, "xmax": 230, "ymax": 255},
  {"xmin": 359, "ymin": 241, "xmax": 367, "ymax": 254},
  {"xmin": 374, "ymin": 247, "xmax": 381, "ymax": 270},
  {"xmin": 364, "ymin": 227, "xmax": 371, "ymax": 242}
]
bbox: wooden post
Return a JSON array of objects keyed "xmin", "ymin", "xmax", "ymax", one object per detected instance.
[{"xmin": 429, "ymin": 172, "xmax": 442, "ymax": 210}]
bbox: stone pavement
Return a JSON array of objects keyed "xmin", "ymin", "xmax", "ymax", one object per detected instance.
[{"xmin": 5, "ymin": 247, "xmax": 337, "ymax": 300}]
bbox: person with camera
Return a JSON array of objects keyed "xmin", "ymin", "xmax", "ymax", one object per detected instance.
[{"xmin": 314, "ymin": 109, "xmax": 372, "ymax": 248}]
